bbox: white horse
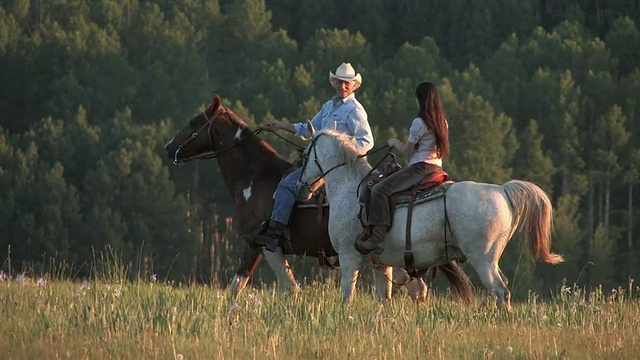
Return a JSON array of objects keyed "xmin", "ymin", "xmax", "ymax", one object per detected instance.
[{"xmin": 298, "ymin": 129, "xmax": 564, "ymax": 308}]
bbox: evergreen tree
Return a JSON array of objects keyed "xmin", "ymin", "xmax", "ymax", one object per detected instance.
[
  {"xmin": 446, "ymin": 91, "xmax": 516, "ymax": 184},
  {"xmin": 589, "ymin": 105, "xmax": 630, "ymax": 226},
  {"xmin": 300, "ymin": 28, "xmax": 371, "ymax": 89},
  {"xmin": 513, "ymin": 119, "xmax": 556, "ymax": 195},
  {"xmin": 605, "ymin": 16, "xmax": 640, "ymax": 77},
  {"xmin": 482, "ymin": 34, "xmax": 528, "ymax": 124},
  {"xmin": 588, "ymin": 224, "xmax": 619, "ymax": 286}
]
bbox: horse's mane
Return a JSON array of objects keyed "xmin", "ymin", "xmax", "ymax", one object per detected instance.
[
  {"xmin": 223, "ymin": 108, "xmax": 248, "ymax": 127},
  {"xmin": 222, "ymin": 107, "xmax": 283, "ymax": 158},
  {"xmin": 315, "ymin": 129, "xmax": 372, "ymax": 175}
]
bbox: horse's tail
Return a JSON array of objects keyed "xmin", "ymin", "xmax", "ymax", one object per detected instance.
[
  {"xmin": 501, "ymin": 180, "xmax": 564, "ymax": 265},
  {"xmin": 438, "ymin": 260, "xmax": 474, "ymax": 304}
]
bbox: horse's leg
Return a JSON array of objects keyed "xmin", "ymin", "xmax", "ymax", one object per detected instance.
[
  {"xmin": 391, "ymin": 267, "xmax": 411, "ymax": 297},
  {"xmin": 496, "ymin": 265, "xmax": 510, "ymax": 307},
  {"xmin": 229, "ymin": 246, "xmax": 263, "ymax": 303},
  {"xmin": 406, "ymin": 277, "xmax": 428, "ymax": 304},
  {"xmin": 339, "ymin": 254, "xmax": 364, "ymax": 306},
  {"xmin": 471, "ymin": 261, "xmax": 511, "ymax": 310},
  {"xmin": 498, "ymin": 267, "xmax": 509, "ymax": 285},
  {"xmin": 439, "ymin": 261, "xmax": 474, "ymax": 305},
  {"xmin": 371, "ymin": 266, "xmax": 392, "ymax": 303},
  {"xmin": 262, "ymin": 247, "xmax": 300, "ymax": 295},
  {"xmin": 390, "ymin": 268, "xmax": 428, "ymax": 304}
]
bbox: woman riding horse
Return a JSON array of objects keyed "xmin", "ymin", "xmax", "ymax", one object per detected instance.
[{"xmin": 357, "ymin": 82, "xmax": 449, "ymax": 255}]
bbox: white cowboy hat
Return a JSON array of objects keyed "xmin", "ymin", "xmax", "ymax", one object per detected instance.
[{"xmin": 329, "ymin": 62, "xmax": 362, "ymax": 90}]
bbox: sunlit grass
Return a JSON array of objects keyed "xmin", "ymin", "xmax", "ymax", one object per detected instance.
[{"xmin": 0, "ymin": 274, "xmax": 638, "ymax": 359}]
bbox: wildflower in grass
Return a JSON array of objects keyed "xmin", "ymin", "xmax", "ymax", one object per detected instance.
[
  {"xmin": 37, "ymin": 277, "xmax": 47, "ymax": 286},
  {"xmin": 247, "ymin": 293, "xmax": 262, "ymax": 306},
  {"xmin": 150, "ymin": 274, "xmax": 158, "ymax": 282},
  {"xmin": 81, "ymin": 279, "xmax": 90, "ymax": 291},
  {"xmin": 0, "ymin": 270, "xmax": 7, "ymax": 281},
  {"xmin": 114, "ymin": 286, "xmax": 122, "ymax": 297},
  {"xmin": 16, "ymin": 273, "xmax": 27, "ymax": 283}
]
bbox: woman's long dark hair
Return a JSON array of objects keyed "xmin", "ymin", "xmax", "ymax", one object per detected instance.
[{"xmin": 415, "ymin": 82, "xmax": 449, "ymax": 158}]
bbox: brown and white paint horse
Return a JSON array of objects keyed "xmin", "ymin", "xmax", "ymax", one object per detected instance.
[{"xmin": 165, "ymin": 94, "xmax": 474, "ymax": 304}]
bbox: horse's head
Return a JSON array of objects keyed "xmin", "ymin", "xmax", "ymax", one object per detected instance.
[
  {"xmin": 165, "ymin": 94, "xmax": 246, "ymax": 164},
  {"xmin": 299, "ymin": 130, "xmax": 375, "ymax": 200},
  {"xmin": 298, "ymin": 131, "xmax": 346, "ymax": 199}
]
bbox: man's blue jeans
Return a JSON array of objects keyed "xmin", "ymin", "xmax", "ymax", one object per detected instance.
[{"xmin": 270, "ymin": 167, "xmax": 303, "ymax": 225}]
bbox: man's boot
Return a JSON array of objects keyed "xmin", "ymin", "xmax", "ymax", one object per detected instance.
[
  {"xmin": 354, "ymin": 225, "xmax": 386, "ymax": 255},
  {"xmin": 248, "ymin": 219, "xmax": 286, "ymax": 252}
]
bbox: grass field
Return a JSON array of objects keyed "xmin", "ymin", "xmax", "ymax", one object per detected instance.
[{"xmin": 0, "ymin": 273, "xmax": 638, "ymax": 360}]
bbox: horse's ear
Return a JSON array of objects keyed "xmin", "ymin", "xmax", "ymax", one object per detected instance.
[
  {"xmin": 208, "ymin": 93, "xmax": 221, "ymax": 113},
  {"xmin": 306, "ymin": 120, "xmax": 315, "ymax": 135}
]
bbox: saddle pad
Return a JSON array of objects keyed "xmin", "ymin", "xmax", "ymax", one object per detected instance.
[{"xmin": 394, "ymin": 183, "xmax": 452, "ymax": 208}]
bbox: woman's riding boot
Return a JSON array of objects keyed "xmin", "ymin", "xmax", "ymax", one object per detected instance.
[
  {"xmin": 354, "ymin": 225, "xmax": 386, "ymax": 255},
  {"xmin": 248, "ymin": 219, "xmax": 286, "ymax": 252}
]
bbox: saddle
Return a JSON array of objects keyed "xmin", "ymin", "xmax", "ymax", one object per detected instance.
[
  {"xmin": 358, "ymin": 161, "xmax": 454, "ymax": 277},
  {"xmin": 251, "ymin": 188, "xmax": 338, "ymax": 268},
  {"xmin": 359, "ymin": 162, "xmax": 452, "ymax": 228}
]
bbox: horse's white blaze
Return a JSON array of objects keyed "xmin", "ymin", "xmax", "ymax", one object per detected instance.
[
  {"xmin": 242, "ymin": 182, "xmax": 252, "ymax": 201},
  {"xmin": 234, "ymin": 128, "xmax": 243, "ymax": 140}
]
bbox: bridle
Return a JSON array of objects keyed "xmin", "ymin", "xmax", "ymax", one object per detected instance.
[
  {"xmin": 299, "ymin": 134, "xmax": 393, "ymax": 196},
  {"xmin": 298, "ymin": 133, "xmax": 346, "ymax": 194},
  {"xmin": 172, "ymin": 108, "xmax": 261, "ymax": 164}
]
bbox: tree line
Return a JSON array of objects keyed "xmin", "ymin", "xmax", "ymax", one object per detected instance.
[{"xmin": 0, "ymin": 0, "xmax": 639, "ymax": 297}]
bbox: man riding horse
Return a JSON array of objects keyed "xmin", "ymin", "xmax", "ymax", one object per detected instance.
[{"xmin": 248, "ymin": 62, "xmax": 374, "ymax": 252}]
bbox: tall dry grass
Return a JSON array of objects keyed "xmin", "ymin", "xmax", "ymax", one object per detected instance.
[{"xmin": 0, "ymin": 271, "xmax": 638, "ymax": 360}]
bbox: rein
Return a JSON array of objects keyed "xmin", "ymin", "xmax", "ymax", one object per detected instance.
[
  {"xmin": 269, "ymin": 130, "xmax": 306, "ymax": 152},
  {"xmin": 300, "ymin": 134, "xmax": 393, "ymax": 194},
  {"xmin": 355, "ymin": 148, "xmax": 395, "ymax": 199}
]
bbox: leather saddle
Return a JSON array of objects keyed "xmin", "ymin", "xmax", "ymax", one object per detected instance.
[
  {"xmin": 358, "ymin": 161, "xmax": 454, "ymax": 277},
  {"xmin": 359, "ymin": 162, "xmax": 452, "ymax": 228}
]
